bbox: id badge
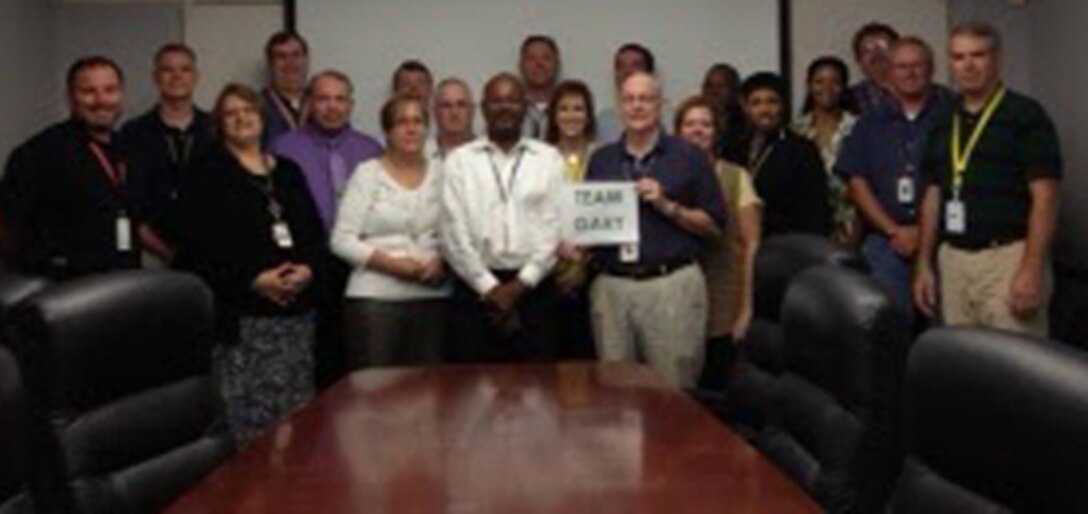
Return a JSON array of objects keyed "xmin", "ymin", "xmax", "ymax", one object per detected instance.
[
  {"xmin": 619, "ymin": 243, "xmax": 639, "ymax": 263},
  {"xmin": 272, "ymin": 221, "xmax": 294, "ymax": 249},
  {"xmin": 945, "ymin": 200, "xmax": 967, "ymax": 234},
  {"xmin": 115, "ymin": 215, "xmax": 131, "ymax": 252},
  {"xmin": 897, "ymin": 177, "xmax": 915, "ymax": 204}
]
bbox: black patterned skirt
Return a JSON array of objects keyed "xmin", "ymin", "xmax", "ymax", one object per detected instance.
[{"xmin": 212, "ymin": 312, "xmax": 316, "ymax": 445}]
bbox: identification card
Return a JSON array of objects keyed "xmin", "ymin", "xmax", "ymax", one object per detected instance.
[
  {"xmin": 619, "ymin": 243, "xmax": 639, "ymax": 263},
  {"xmin": 272, "ymin": 222, "xmax": 294, "ymax": 249},
  {"xmin": 897, "ymin": 177, "xmax": 915, "ymax": 204},
  {"xmin": 945, "ymin": 200, "xmax": 967, "ymax": 234},
  {"xmin": 115, "ymin": 215, "xmax": 131, "ymax": 252}
]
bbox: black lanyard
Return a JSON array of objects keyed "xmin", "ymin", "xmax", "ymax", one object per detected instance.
[
  {"xmin": 165, "ymin": 131, "xmax": 194, "ymax": 169},
  {"xmin": 487, "ymin": 147, "xmax": 526, "ymax": 204}
]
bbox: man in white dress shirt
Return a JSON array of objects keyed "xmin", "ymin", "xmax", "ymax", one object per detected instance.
[{"xmin": 441, "ymin": 72, "xmax": 565, "ymax": 363}]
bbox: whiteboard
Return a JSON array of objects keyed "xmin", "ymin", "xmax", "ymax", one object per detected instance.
[{"xmin": 299, "ymin": 0, "xmax": 780, "ymax": 136}]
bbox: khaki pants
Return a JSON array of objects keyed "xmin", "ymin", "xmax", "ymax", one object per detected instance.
[
  {"xmin": 938, "ymin": 241, "xmax": 1051, "ymax": 337},
  {"xmin": 590, "ymin": 264, "xmax": 707, "ymax": 388}
]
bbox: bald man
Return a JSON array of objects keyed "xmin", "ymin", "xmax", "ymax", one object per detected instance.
[
  {"xmin": 441, "ymin": 73, "xmax": 565, "ymax": 363},
  {"xmin": 585, "ymin": 72, "xmax": 726, "ymax": 388}
]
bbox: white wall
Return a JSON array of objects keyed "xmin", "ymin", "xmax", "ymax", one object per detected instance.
[
  {"xmin": 299, "ymin": 0, "xmax": 781, "ymax": 135},
  {"xmin": 0, "ymin": 0, "xmax": 55, "ymax": 164},
  {"xmin": 791, "ymin": 0, "xmax": 949, "ymax": 110}
]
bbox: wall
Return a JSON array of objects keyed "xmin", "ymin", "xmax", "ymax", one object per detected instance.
[
  {"xmin": 1025, "ymin": 0, "xmax": 1088, "ymax": 268},
  {"xmin": 0, "ymin": 0, "xmax": 55, "ymax": 164},
  {"xmin": 791, "ymin": 0, "xmax": 950, "ymax": 109}
]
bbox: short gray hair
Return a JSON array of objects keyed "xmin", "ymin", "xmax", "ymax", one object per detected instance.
[{"xmin": 950, "ymin": 21, "xmax": 1002, "ymax": 53}]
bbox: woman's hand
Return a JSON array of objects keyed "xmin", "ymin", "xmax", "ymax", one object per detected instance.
[{"xmin": 253, "ymin": 264, "xmax": 297, "ymax": 306}]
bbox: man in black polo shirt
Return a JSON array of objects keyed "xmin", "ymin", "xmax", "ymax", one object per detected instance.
[
  {"xmin": 1, "ymin": 56, "xmax": 146, "ymax": 280},
  {"xmin": 913, "ymin": 23, "xmax": 1061, "ymax": 336},
  {"xmin": 122, "ymin": 43, "xmax": 215, "ymax": 264},
  {"xmin": 585, "ymin": 72, "xmax": 726, "ymax": 388}
]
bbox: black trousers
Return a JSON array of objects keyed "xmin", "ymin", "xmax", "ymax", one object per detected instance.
[{"xmin": 447, "ymin": 272, "xmax": 562, "ymax": 364}]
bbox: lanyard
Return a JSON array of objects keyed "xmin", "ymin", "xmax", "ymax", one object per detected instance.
[
  {"xmin": 951, "ymin": 86, "xmax": 1006, "ymax": 197},
  {"xmin": 88, "ymin": 141, "xmax": 125, "ymax": 187},
  {"xmin": 269, "ymin": 90, "xmax": 303, "ymax": 131},
  {"xmin": 750, "ymin": 139, "xmax": 776, "ymax": 178},
  {"xmin": 165, "ymin": 132, "xmax": 193, "ymax": 169},
  {"xmin": 487, "ymin": 147, "xmax": 526, "ymax": 204}
]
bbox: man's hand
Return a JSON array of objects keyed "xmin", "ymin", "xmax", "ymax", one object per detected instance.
[
  {"xmin": 912, "ymin": 264, "xmax": 938, "ymax": 317},
  {"xmin": 484, "ymin": 280, "xmax": 527, "ymax": 316},
  {"xmin": 634, "ymin": 177, "xmax": 666, "ymax": 209},
  {"xmin": 889, "ymin": 225, "xmax": 919, "ymax": 258},
  {"xmin": 1009, "ymin": 264, "xmax": 1044, "ymax": 320}
]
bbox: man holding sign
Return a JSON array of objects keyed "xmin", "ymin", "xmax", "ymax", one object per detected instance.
[
  {"xmin": 584, "ymin": 72, "xmax": 726, "ymax": 388},
  {"xmin": 913, "ymin": 23, "xmax": 1061, "ymax": 336}
]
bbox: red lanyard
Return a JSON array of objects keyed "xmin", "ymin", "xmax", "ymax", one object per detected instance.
[{"xmin": 88, "ymin": 141, "xmax": 125, "ymax": 187}]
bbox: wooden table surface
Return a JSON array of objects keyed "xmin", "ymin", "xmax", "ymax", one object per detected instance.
[{"xmin": 165, "ymin": 362, "xmax": 820, "ymax": 514}]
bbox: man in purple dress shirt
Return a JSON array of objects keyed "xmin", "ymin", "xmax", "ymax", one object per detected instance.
[
  {"xmin": 270, "ymin": 70, "xmax": 382, "ymax": 230},
  {"xmin": 269, "ymin": 69, "xmax": 382, "ymax": 389}
]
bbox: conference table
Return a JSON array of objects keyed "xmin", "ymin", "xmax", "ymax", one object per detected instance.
[{"xmin": 165, "ymin": 362, "xmax": 820, "ymax": 514}]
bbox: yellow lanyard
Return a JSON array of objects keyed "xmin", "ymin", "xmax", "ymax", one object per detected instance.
[{"xmin": 951, "ymin": 86, "xmax": 1006, "ymax": 196}]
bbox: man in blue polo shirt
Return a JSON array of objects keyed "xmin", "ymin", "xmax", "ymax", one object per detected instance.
[
  {"xmin": 836, "ymin": 36, "xmax": 951, "ymax": 326},
  {"xmin": 585, "ymin": 72, "xmax": 726, "ymax": 388}
]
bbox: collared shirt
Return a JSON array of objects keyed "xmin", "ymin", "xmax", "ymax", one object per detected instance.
[
  {"xmin": 260, "ymin": 87, "xmax": 305, "ymax": 145},
  {"xmin": 269, "ymin": 124, "xmax": 383, "ymax": 229},
  {"xmin": 836, "ymin": 89, "xmax": 952, "ymax": 226},
  {"xmin": 849, "ymin": 79, "xmax": 894, "ymax": 115},
  {"xmin": 441, "ymin": 137, "xmax": 564, "ymax": 295},
  {"xmin": 585, "ymin": 133, "xmax": 726, "ymax": 267},
  {"xmin": 0, "ymin": 119, "xmax": 142, "ymax": 279},
  {"xmin": 522, "ymin": 101, "xmax": 549, "ymax": 140},
  {"xmin": 121, "ymin": 105, "xmax": 215, "ymax": 243},
  {"xmin": 921, "ymin": 88, "xmax": 1062, "ymax": 246}
]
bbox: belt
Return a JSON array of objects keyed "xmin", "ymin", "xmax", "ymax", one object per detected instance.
[
  {"xmin": 602, "ymin": 259, "xmax": 694, "ymax": 280},
  {"xmin": 945, "ymin": 237, "xmax": 1021, "ymax": 252}
]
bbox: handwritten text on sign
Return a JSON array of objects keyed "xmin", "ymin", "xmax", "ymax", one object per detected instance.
[{"xmin": 560, "ymin": 182, "xmax": 639, "ymax": 246}]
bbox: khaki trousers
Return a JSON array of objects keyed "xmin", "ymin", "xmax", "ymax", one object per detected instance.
[
  {"xmin": 938, "ymin": 241, "xmax": 1051, "ymax": 337},
  {"xmin": 590, "ymin": 264, "xmax": 707, "ymax": 388}
]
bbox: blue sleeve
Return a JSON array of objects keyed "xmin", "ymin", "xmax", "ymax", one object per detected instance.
[
  {"xmin": 834, "ymin": 116, "xmax": 869, "ymax": 181},
  {"xmin": 692, "ymin": 152, "xmax": 727, "ymax": 229}
]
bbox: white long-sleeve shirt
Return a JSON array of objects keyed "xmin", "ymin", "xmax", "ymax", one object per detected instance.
[
  {"xmin": 330, "ymin": 157, "xmax": 451, "ymax": 300},
  {"xmin": 441, "ymin": 137, "xmax": 563, "ymax": 295}
]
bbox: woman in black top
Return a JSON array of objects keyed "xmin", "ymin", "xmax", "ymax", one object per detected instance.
[
  {"xmin": 177, "ymin": 83, "xmax": 326, "ymax": 445},
  {"xmin": 739, "ymin": 72, "xmax": 831, "ymax": 238}
]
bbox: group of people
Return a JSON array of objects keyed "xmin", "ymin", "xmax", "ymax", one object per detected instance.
[{"xmin": 0, "ymin": 20, "xmax": 1062, "ymax": 444}]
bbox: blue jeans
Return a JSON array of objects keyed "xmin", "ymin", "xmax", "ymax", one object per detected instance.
[{"xmin": 862, "ymin": 234, "xmax": 915, "ymax": 327}]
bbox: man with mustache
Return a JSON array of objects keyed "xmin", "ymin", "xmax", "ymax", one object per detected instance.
[
  {"xmin": 1, "ymin": 56, "xmax": 149, "ymax": 279},
  {"xmin": 441, "ymin": 72, "xmax": 565, "ymax": 363},
  {"xmin": 738, "ymin": 72, "xmax": 830, "ymax": 238}
]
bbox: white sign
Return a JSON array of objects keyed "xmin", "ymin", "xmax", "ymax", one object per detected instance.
[{"xmin": 560, "ymin": 183, "xmax": 640, "ymax": 246}]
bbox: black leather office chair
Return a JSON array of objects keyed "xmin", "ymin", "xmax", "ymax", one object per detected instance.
[
  {"xmin": 0, "ymin": 347, "xmax": 32, "ymax": 514},
  {"xmin": 7, "ymin": 270, "xmax": 232, "ymax": 514},
  {"xmin": 887, "ymin": 327, "xmax": 1088, "ymax": 514},
  {"xmin": 0, "ymin": 273, "xmax": 50, "ymax": 323},
  {"xmin": 714, "ymin": 234, "xmax": 866, "ymax": 439},
  {"xmin": 757, "ymin": 265, "xmax": 909, "ymax": 514}
]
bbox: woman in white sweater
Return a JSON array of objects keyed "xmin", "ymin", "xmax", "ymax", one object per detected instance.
[{"xmin": 330, "ymin": 95, "xmax": 450, "ymax": 369}]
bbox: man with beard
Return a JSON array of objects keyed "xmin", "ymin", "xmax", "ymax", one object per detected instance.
[
  {"xmin": 1, "ymin": 56, "xmax": 148, "ymax": 279},
  {"xmin": 441, "ymin": 73, "xmax": 565, "ymax": 363}
]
